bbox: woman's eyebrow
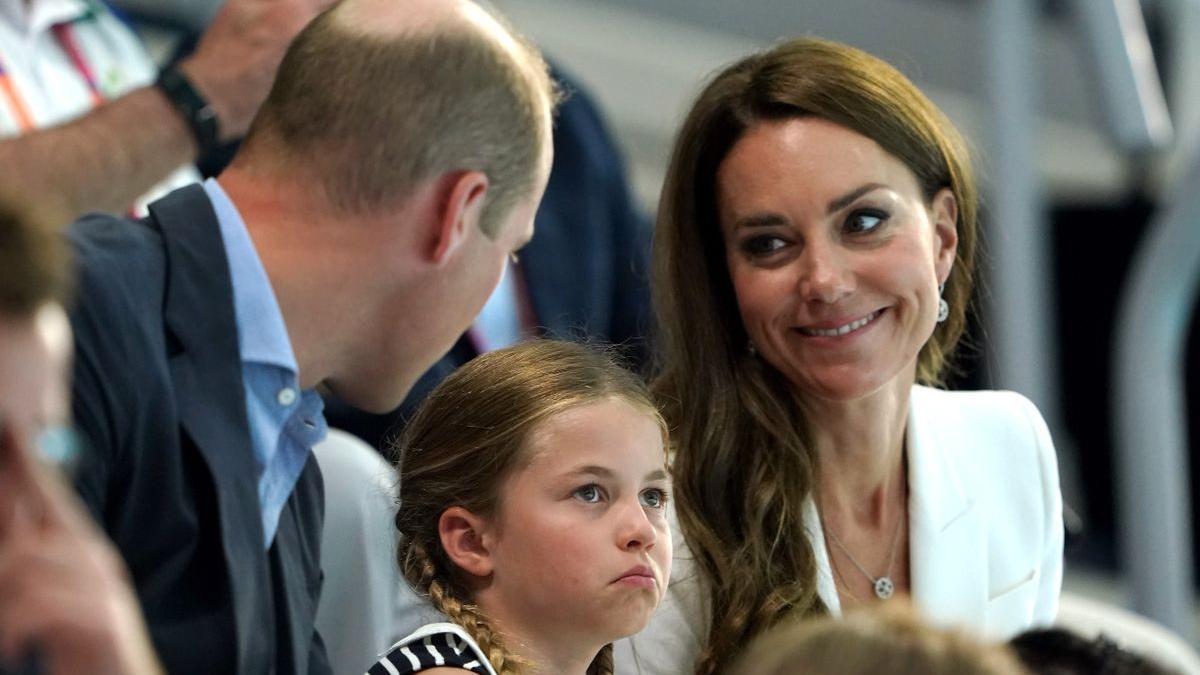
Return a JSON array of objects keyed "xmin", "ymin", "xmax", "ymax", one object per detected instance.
[
  {"xmin": 733, "ymin": 212, "xmax": 788, "ymax": 231},
  {"xmin": 826, "ymin": 182, "xmax": 887, "ymax": 214}
]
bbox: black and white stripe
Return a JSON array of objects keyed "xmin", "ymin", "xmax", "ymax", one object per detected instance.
[{"xmin": 367, "ymin": 624, "xmax": 494, "ymax": 675}]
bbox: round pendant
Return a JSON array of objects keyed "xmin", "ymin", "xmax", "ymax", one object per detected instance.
[{"xmin": 873, "ymin": 576, "xmax": 895, "ymax": 600}]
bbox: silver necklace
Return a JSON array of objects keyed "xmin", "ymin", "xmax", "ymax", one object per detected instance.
[{"xmin": 822, "ymin": 511, "xmax": 904, "ymax": 600}]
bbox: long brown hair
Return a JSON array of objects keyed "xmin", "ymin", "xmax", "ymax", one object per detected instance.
[
  {"xmin": 652, "ymin": 38, "xmax": 979, "ymax": 673},
  {"xmin": 393, "ymin": 340, "xmax": 664, "ymax": 675}
]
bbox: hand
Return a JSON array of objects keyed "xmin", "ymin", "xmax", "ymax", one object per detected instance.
[
  {"xmin": 179, "ymin": 0, "xmax": 339, "ymax": 142},
  {"xmin": 0, "ymin": 424, "xmax": 162, "ymax": 675}
]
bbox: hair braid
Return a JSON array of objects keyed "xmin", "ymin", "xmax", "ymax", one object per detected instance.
[{"xmin": 400, "ymin": 541, "xmax": 528, "ymax": 675}]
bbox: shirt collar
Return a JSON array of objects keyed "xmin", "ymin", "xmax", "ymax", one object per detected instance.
[
  {"xmin": 3, "ymin": 0, "xmax": 91, "ymax": 37},
  {"xmin": 204, "ymin": 178, "xmax": 299, "ymax": 374}
]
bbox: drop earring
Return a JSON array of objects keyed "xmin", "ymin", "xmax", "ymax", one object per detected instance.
[{"xmin": 936, "ymin": 283, "xmax": 949, "ymax": 323}]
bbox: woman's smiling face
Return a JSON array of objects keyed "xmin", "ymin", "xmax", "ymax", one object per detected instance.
[{"xmin": 718, "ymin": 116, "xmax": 959, "ymax": 402}]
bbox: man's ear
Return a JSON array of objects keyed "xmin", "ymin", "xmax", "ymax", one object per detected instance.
[
  {"xmin": 431, "ymin": 171, "xmax": 489, "ymax": 265},
  {"xmin": 929, "ymin": 187, "xmax": 959, "ymax": 283},
  {"xmin": 438, "ymin": 506, "xmax": 494, "ymax": 578}
]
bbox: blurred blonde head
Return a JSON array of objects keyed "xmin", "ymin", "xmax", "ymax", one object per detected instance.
[{"xmin": 730, "ymin": 604, "xmax": 1028, "ymax": 675}]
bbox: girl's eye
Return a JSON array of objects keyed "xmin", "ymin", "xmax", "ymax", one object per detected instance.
[
  {"xmin": 640, "ymin": 487, "xmax": 669, "ymax": 509},
  {"xmin": 740, "ymin": 235, "xmax": 788, "ymax": 257},
  {"xmin": 845, "ymin": 209, "xmax": 888, "ymax": 234},
  {"xmin": 573, "ymin": 484, "xmax": 603, "ymax": 503}
]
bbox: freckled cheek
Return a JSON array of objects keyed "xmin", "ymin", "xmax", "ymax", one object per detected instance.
[
  {"xmin": 545, "ymin": 539, "xmax": 607, "ymax": 591},
  {"xmin": 523, "ymin": 519, "xmax": 607, "ymax": 582}
]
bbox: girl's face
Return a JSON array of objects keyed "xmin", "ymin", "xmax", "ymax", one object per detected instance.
[{"xmin": 479, "ymin": 397, "xmax": 671, "ymax": 650}]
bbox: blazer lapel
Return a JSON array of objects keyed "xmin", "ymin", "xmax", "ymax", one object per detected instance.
[
  {"xmin": 802, "ymin": 498, "xmax": 843, "ymax": 616},
  {"xmin": 906, "ymin": 387, "xmax": 988, "ymax": 627},
  {"xmin": 153, "ymin": 185, "xmax": 274, "ymax": 673}
]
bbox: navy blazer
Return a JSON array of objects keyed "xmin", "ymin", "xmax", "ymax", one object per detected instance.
[{"xmin": 68, "ymin": 185, "xmax": 330, "ymax": 675}]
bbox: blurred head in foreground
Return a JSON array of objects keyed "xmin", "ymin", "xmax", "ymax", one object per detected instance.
[{"xmin": 729, "ymin": 603, "xmax": 1029, "ymax": 675}]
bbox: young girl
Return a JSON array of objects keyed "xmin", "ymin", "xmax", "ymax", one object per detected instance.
[{"xmin": 366, "ymin": 340, "xmax": 672, "ymax": 675}]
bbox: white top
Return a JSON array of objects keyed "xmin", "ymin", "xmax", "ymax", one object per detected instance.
[
  {"xmin": 313, "ymin": 429, "xmax": 408, "ymax": 675},
  {"xmin": 616, "ymin": 385, "xmax": 1065, "ymax": 674},
  {"xmin": 0, "ymin": 0, "xmax": 198, "ymax": 212}
]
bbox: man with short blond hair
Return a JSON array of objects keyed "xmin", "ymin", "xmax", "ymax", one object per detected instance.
[{"xmin": 66, "ymin": 1, "xmax": 556, "ymax": 672}]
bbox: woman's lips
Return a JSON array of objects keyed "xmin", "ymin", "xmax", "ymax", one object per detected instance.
[{"xmin": 796, "ymin": 309, "xmax": 884, "ymax": 337}]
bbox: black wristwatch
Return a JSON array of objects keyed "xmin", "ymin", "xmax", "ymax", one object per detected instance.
[{"xmin": 155, "ymin": 66, "xmax": 220, "ymax": 155}]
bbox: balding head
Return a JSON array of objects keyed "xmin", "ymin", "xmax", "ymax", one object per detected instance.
[
  {"xmin": 333, "ymin": 0, "xmax": 467, "ymax": 34},
  {"xmin": 237, "ymin": 0, "xmax": 555, "ymax": 236}
]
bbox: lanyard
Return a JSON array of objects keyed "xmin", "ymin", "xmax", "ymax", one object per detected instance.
[{"xmin": 0, "ymin": 21, "xmax": 104, "ymax": 133}]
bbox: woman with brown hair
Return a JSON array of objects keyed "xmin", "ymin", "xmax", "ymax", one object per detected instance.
[
  {"xmin": 618, "ymin": 38, "xmax": 1063, "ymax": 674},
  {"xmin": 367, "ymin": 340, "xmax": 672, "ymax": 675}
]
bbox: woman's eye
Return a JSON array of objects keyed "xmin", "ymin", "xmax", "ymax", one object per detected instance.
[
  {"xmin": 845, "ymin": 209, "xmax": 887, "ymax": 234},
  {"xmin": 573, "ymin": 484, "xmax": 603, "ymax": 503},
  {"xmin": 640, "ymin": 488, "xmax": 669, "ymax": 509},
  {"xmin": 740, "ymin": 235, "xmax": 788, "ymax": 257}
]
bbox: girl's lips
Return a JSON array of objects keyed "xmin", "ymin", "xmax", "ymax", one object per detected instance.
[
  {"xmin": 796, "ymin": 309, "xmax": 884, "ymax": 337},
  {"xmin": 615, "ymin": 574, "xmax": 657, "ymax": 589},
  {"xmin": 614, "ymin": 565, "xmax": 657, "ymax": 589}
]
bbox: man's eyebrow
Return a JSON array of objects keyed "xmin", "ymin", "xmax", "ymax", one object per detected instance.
[{"xmin": 826, "ymin": 183, "xmax": 887, "ymax": 214}]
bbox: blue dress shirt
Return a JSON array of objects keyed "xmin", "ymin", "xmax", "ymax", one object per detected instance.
[{"xmin": 205, "ymin": 178, "xmax": 327, "ymax": 548}]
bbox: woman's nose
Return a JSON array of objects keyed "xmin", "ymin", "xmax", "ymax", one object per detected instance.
[{"xmin": 795, "ymin": 240, "xmax": 853, "ymax": 304}]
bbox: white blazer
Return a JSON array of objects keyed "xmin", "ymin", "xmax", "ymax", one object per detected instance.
[{"xmin": 616, "ymin": 386, "xmax": 1064, "ymax": 674}]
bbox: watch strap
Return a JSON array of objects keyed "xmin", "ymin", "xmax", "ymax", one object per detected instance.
[{"xmin": 155, "ymin": 66, "xmax": 219, "ymax": 155}]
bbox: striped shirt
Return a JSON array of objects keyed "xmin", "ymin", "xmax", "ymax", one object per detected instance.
[{"xmin": 367, "ymin": 623, "xmax": 496, "ymax": 675}]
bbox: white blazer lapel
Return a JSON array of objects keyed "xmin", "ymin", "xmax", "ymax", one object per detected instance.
[
  {"xmin": 907, "ymin": 386, "xmax": 989, "ymax": 628},
  {"xmin": 803, "ymin": 498, "xmax": 842, "ymax": 616}
]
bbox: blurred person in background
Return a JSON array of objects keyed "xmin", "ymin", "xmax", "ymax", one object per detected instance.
[
  {"xmin": 62, "ymin": 1, "xmax": 555, "ymax": 673},
  {"xmin": 728, "ymin": 603, "xmax": 1029, "ymax": 675},
  {"xmin": 1010, "ymin": 628, "xmax": 1179, "ymax": 675},
  {"xmin": 0, "ymin": 0, "xmax": 334, "ymax": 215},
  {"xmin": 0, "ymin": 197, "xmax": 161, "ymax": 675},
  {"xmin": 625, "ymin": 37, "xmax": 1062, "ymax": 674}
]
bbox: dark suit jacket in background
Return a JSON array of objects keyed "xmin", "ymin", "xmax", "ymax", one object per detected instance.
[
  {"xmin": 68, "ymin": 185, "xmax": 330, "ymax": 675},
  {"xmin": 325, "ymin": 66, "xmax": 653, "ymax": 453}
]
